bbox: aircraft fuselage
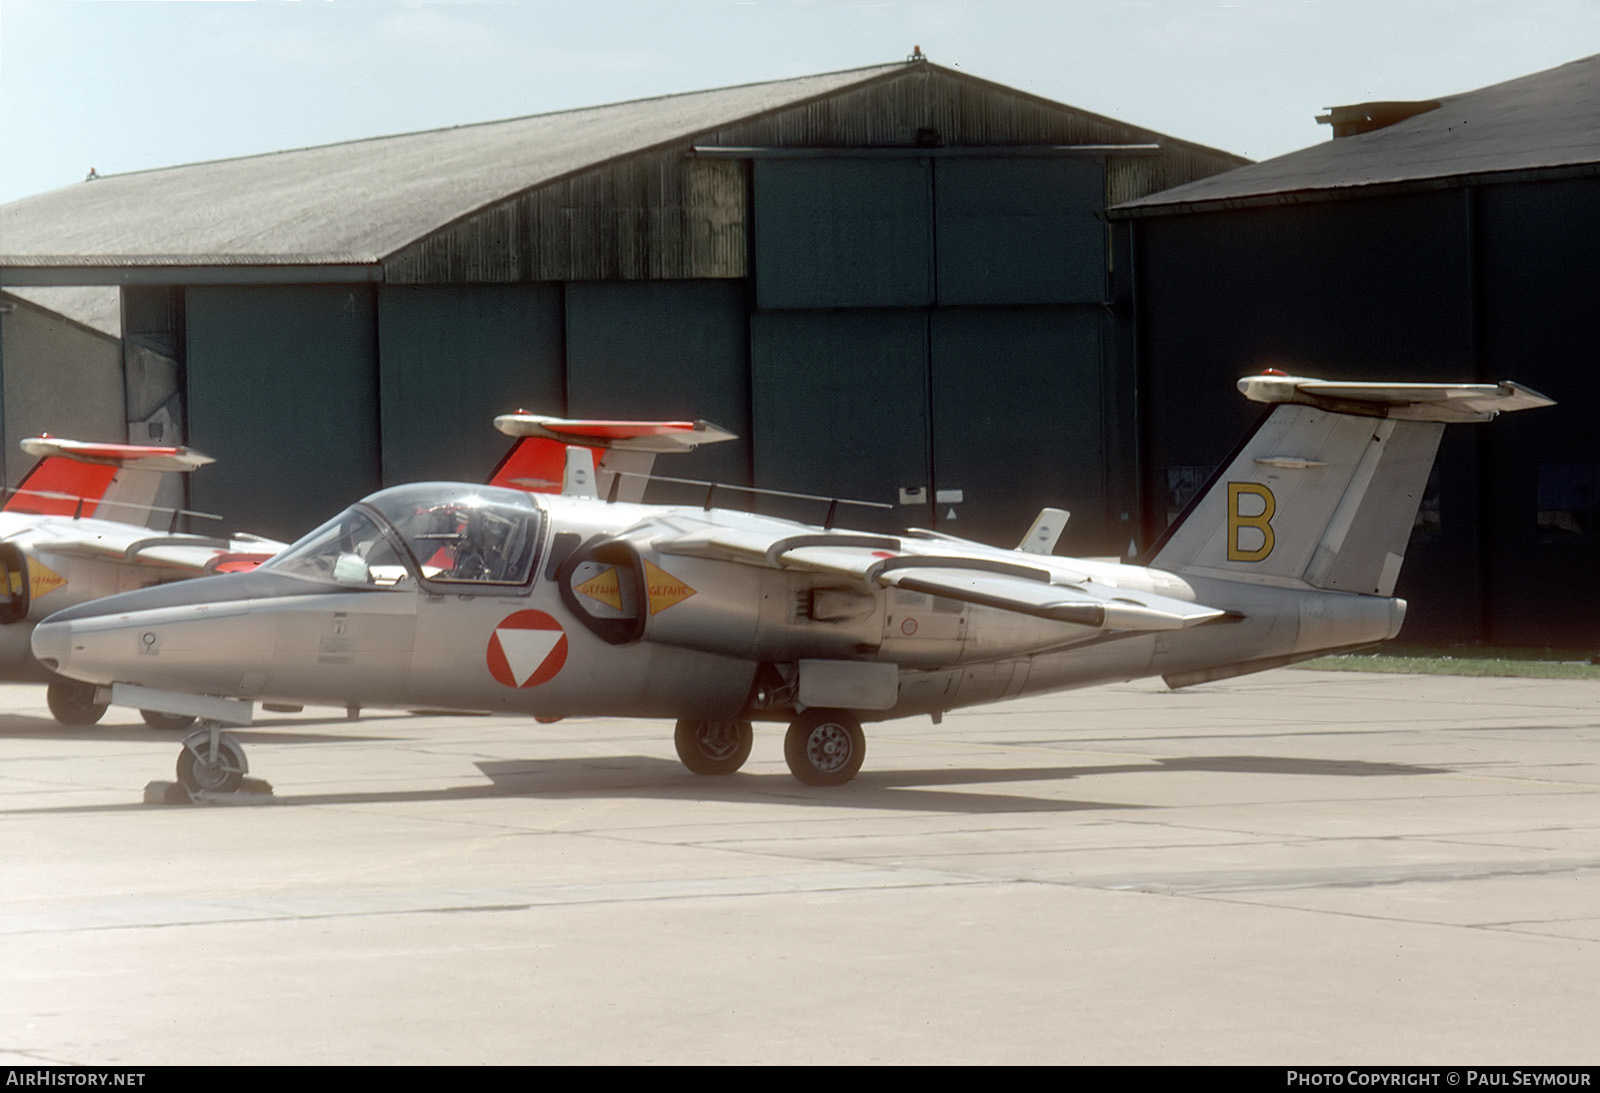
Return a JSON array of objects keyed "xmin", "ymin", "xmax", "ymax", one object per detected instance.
[{"xmin": 31, "ymin": 490, "xmax": 1402, "ymax": 725}]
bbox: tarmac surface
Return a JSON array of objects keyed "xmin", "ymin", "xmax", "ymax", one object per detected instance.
[{"xmin": 1, "ymin": 669, "xmax": 1597, "ymax": 1065}]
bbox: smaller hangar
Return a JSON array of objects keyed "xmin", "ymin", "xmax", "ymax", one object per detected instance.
[
  {"xmin": 0, "ymin": 58, "xmax": 1245, "ymax": 552},
  {"xmin": 1113, "ymin": 52, "xmax": 1600, "ymax": 646}
]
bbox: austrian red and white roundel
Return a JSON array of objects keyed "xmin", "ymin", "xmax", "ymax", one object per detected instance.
[{"xmin": 486, "ymin": 610, "xmax": 568, "ymax": 688}]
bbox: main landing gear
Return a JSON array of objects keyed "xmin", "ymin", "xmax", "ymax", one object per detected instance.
[
  {"xmin": 783, "ymin": 709, "xmax": 866, "ymax": 786},
  {"xmin": 674, "ymin": 718, "xmax": 754, "ymax": 775},
  {"xmin": 673, "ymin": 709, "xmax": 867, "ymax": 786}
]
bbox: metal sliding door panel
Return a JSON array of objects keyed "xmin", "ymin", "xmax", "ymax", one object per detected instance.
[
  {"xmin": 750, "ymin": 309, "xmax": 929, "ymax": 530},
  {"xmin": 378, "ymin": 284, "xmax": 565, "ymax": 486},
  {"xmin": 753, "ymin": 158, "xmax": 933, "ymax": 310},
  {"xmin": 186, "ymin": 285, "xmax": 380, "ymax": 541},
  {"xmin": 934, "ymin": 157, "xmax": 1106, "ymax": 306},
  {"xmin": 930, "ymin": 307, "xmax": 1105, "ymax": 550}
]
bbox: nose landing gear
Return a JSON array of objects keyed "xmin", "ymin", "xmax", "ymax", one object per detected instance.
[{"xmin": 176, "ymin": 723, "xmax": 249, "ymax": 794}]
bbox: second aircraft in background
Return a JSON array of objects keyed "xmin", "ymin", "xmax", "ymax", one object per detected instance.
[{"xmin": 0, "ymin": 437, "xmax": 283, "ymax": 726}]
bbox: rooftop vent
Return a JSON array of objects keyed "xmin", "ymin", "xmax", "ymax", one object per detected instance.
[{"xmin": 1316, "ymin": 100, "xmax": 1441, "ymax": 138}]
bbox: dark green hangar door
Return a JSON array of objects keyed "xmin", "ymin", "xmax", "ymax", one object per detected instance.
[
  {"xmin": 185, "ymin": 285, "xmax": 382, "ymax": 540},
  {"xmin": 749, "ymin": 154, "xmax": 1111, "ymax": 550}
]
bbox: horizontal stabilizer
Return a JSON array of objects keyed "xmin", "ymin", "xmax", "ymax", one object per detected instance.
[
  {"xmin": 489, "ymin": 412, "xmax": 738, "ymax": 501},
  {"xmin": 16, "ymin": 437, "xmax": 215, "ymax": 471},
  {"xmin": 6, "ymin": 436, "xmax": 217, "ymax": 522},
  {"xmin": 493, "ymin": 413, "xmax": 737, "ymax": 452},
  {"xmin": 1237, "ymin": 374, "xmax": 1555, "ymax": 423}
]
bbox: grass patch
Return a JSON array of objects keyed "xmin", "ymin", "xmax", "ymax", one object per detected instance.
[{"xmin": 1301, "ymin": 644, "xmax": 1600, "ymax": 680}]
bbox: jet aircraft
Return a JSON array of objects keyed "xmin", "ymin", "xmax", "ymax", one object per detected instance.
[
  {"xmin": 0, "ymin": 436, "xmax": 284, "ymax": 726},
  {"xmin": 32, "ymin": 373, "xmax": 1552, "ymax": 792}
]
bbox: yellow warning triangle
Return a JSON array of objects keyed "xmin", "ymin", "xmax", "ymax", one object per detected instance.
[
  {"xmin": 29, "ymin": 559, "xmax": 67, "ymax": 601},
  {"xmin": 644, "ymin": 560, "xmax": 695, "ymax": 615},
  {"xmin": 575, "ymin": 566, "xmax": 623, "ymax": 610}
]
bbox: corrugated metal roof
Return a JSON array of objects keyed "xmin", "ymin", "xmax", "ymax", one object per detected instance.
[
  {"xmin": 0, "ymin": 64, "xmax": 911, "ymax": 268},
  {"xmin": 1115, "ymin": 51, "xmax": 1600, "ymax": 216}
]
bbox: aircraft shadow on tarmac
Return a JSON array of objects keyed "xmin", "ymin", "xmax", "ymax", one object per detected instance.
[
  {"xmin": 256, "ymin": 751, "xmax": 1454, "ymax": 815},
  {"xmin": 1, "ymin": 719, "xmax": 1453, "ymax": 816},
  {"xmin": 0, "ymin": 713, "xmax": 394, "ymax": 746}
]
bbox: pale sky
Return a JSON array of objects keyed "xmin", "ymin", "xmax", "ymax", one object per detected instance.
[{"xmin": 3, "ymin": 0, "xmax": 1600, "ymax": 205}]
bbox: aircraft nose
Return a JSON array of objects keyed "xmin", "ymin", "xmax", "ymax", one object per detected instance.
[{"xmin": 31, "ymin": 617, "xmax": 71, "ymax": 674}]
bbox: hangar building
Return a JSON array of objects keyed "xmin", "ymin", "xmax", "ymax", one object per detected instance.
[
  {"xmin": 1114, "ymin": 52, "xmax": 1600, "ymax": 646},
  {"xmin": 0, "ymin": 58, "xmax": 1244, "ymax": 553}
]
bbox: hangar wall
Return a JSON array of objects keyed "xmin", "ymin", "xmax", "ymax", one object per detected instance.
[
  {"xmin": 1476, "ymin": 177, "xmax": 1600, "ymax": 646},
  {"xmin": 1129, "ymin": 177, "xmax": 1600, "ymax": 646},
  {"xmin": 184, "ymin": 286, "xmax": 381, "ymax": 536},
  {"xmin": 125, "ymin": 150, "xmax": 1150, "ymax": 552},
  {"xmin": 377, "ymin": 284, "xmax": 566, "ymax": 487},
  {"xmin": 0, "ymin": 295, "xmax": 124, "ymax": 486},
  {"xmin": 749, "ymin": 154, "xmax": 1114, "ymax": 543}
]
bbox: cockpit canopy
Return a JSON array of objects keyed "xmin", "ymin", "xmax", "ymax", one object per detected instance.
[{"xmin": 262, "ymin": 483, "xmax": 545, "ymax": 590}]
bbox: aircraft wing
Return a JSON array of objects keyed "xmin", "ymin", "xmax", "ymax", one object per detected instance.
[
  {"xmin": 878, "ymin": 567, "xmax": 1222, "ymax": 630},
  {"xmin": 657, "ymin": 520, "xmax": 1223, "ymax": 633},
  {"xmin": 28, "ymin": 526, "xmax": 285, "ymax": 576}
]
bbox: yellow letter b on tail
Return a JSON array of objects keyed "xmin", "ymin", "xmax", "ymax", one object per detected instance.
[{"xmin": 1227, "ymin": 483, "xmax": 1275, "ymax": 562}]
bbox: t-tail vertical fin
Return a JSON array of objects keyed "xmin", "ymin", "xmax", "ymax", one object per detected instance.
[{"xmin": 1149, "ymin": 374, "xmax": 1553, "ymax": 595}]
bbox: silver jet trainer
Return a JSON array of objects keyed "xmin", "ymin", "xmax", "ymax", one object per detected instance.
[{"xmin": 32, "ymin": 373, "xmax": 1552, "ymax": 793}]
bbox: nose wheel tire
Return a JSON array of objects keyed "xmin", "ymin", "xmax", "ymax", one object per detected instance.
[
  {"xmin": 675, "ymin": 718, "xmax": 754, "ymax": 775},
  {"xmin": 784, "ymin": 709, "xmax": 866, "ymax": 786},
  {"xmin": 47, "ymin": 680, "xmax": 108, "ymax": 726},
  {"xmin": 177, "ymin": 726, "xmax": 248, "ymax": 794}
]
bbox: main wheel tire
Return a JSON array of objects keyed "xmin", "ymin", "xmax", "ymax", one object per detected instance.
[
  {"xmin": 176, "ymin": 729, "xmax": 247, "ymax": 794},
  {"xmin": 784, "ymin": 709, "xmax": 866, "ymax": 786},
  {"xmin": 47, "ymin": 680, "xmax": 108, "ymax": 727},
  {"xmin": 674, "ymin": 718, "xmax": 754, "ymax": 775},
  {"xmin": 141, "ymin": 709, "xmax": 196, "ymax": 731}
]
